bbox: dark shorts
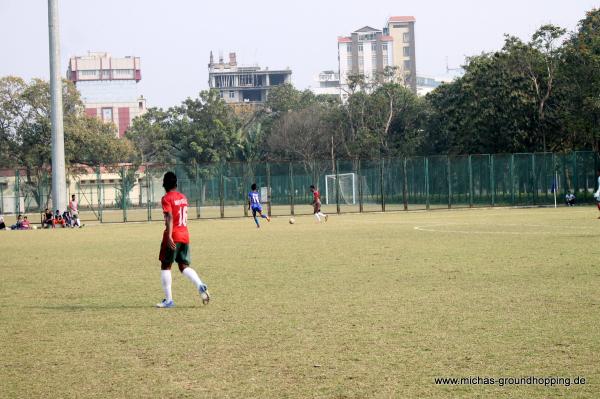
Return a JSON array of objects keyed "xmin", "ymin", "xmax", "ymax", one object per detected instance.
[
  {"xmin": 159, "ymin": 240, "xmax": 191, "ymax": 266},
  {"xmin": 251, "ymin": 205, "xmax": 262, "ymax": 216},
  {"xmin": 313, "ymin": 201, "xmax": 321, "ymax": 213}
]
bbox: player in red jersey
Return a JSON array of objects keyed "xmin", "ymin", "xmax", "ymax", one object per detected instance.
[
  {"xmin": 156, "ymin": 172, "xmax": 210, "ymax": 308},
  {"xmin": 310, "ymin": 185, "xmax": 328, "ymax": 222}
]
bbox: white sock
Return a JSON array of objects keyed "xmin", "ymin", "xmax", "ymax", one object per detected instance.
[
  {"xmin": 161, "ymin": 270, "xmax": 173, "ymax": 301},
  {"xmin": 76, "ymin": 218, "xmax": 81, "ymax": 227},
  {"xmin": 314, "ymin": 213, "xmax": 321, "ymax": 222},
  {"xmin": 182, "ymin": 267, "xmax": 204, "ymax": 290},
  {"xmin": 318, "ymin": 212, "xmax": 326, "ymax": 218}
]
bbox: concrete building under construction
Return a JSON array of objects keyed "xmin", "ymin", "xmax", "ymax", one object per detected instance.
[{"xmin": 208, "ymin": 52, "xmax": 292, "ymax": 105}]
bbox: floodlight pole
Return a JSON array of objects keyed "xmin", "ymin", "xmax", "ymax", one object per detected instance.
[{"xmin": 48, "ymin": 0, "xmax": 67, "ymax": 213}]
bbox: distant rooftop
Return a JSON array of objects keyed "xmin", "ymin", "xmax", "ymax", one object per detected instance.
[{"xmin": 388, "ymin": 16, "xmax": 416, "ymax": 23}]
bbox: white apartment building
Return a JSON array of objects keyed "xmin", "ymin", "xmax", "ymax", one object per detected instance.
[{"xmin": 338, "ymin": 16, "xmax": 417, "ymax": 98}]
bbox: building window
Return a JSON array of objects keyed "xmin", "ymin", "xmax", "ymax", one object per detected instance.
[
  {"xmin": 138, "ymin": 101, "xmax": 143, "ymax": 110},
  {"xmin": 101, "ymin": 107, "xmax": 113, "ymax": 122},
  {"xmin": 229, "ymin": 91, "xmax": 235, "ymax": 99},
  {"xmin": 371, "ymin": 43, "xmax": 377, "ymax": 51},
  {"xmin": 80, "ymin": 70, "xmax": 97, "ymax": 76},
  {"xmin": 358, "ymin": 44, "xmax": 363, "ymax": 53},
  {"xmin": 347, "ymin": 58, "xmax": 353, "ymax": 69},
  {"xmin": 101, "ymin": 70, "xmax": 111, "ymax": 79},
  {"xmin": 382, "ymin": 43, "xmax": 388, "ymax": 51},
  {"xmin": 403, "ymin": 32, "xmax": 410, "ymax": 43},
  {"xmin": 347, "ymin": 45, "xmax": 352, "ymax": 53},
  {"xmin": 404, "ymin": 60, "xmax": 412, "ymax": 70},
  {"xmin": 403, "ymin": 47, "xmax": 410, "ymax": 57}
]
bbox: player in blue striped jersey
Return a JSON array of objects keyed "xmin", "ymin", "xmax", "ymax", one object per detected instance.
[{"xmin": 248, "ymin": 183, "xmax": 271, "ymax": 228}]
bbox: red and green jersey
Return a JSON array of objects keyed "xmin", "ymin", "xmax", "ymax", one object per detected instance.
[
  {"xmin": 161, "ymin": 190, "xmax": 190, "ymax": 244},
  {"xmin": 313, "ymin": 190, "xmax": 321, "ymax": 203}
]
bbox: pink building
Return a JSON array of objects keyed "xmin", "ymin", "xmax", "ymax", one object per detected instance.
[{"xmin": 67, "ymin": 52, "xmax": 147, "ymax": 137}]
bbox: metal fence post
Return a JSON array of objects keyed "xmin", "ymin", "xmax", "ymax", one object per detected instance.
[
  {"xmin": 572, "ymin": 152, "xmax": 578, "ymax": 196},
  {"xmin": 121, "ymin": 166, "xmax": 127, "ymax": 222},
  {"xmin": 380, "ymin": 158, "xmax": 385, "ymax": 212},
  {"xmin": 468, "ymin": 155, "xmax": 473, "ymax": 208},
  {"xmin": 219, "ymin": 163, "xmax": 225, "ymax": 218},
  {"xmin": 531, "ymin": 153, "xmax": 536, "ymax": 205},
  {"xmin": 195, "ymin": 164, "xmax": 201, "ymax": 219},
  {"xmin": 447, "ymin": 156, "xmax": 452, "ymax": 209},
  {"xmin": 266, "ymin": 162, "xmax": 272, "ymax": 218},
  {"xmin": 510, "ymin": 154, "xmax": 515, "ymax": 206},
  {"xmin": 14, "ymin": 168, "xmax": 20, "ymax": 215},
  {"xmin": 425, "ymin": 157, "xmax": 430, "ymax": 210},
  {"xmin": 289, "ymin": 162, "xmax": 295, "ymax": 216},
  {"xmin": 358, "ymin": 159, "xmax": 364, "ymax": 213},
  {"xmin": 402, "ymin": 157, "xmax": 408, "ymax": 211},
  {"xmin": 145, "ymin": 164, "xmax": 151, "ymax": 221},
  {"xmin": 490, "ymin": 155, "xmax": 495, "ymax": 207},
  {"xmin": 335, "ymin": 159, "xmax": 341, "ymax": 214},
  {"xmin": 96, "ymin": 167, "xmax": 103, "ymax": 222}
]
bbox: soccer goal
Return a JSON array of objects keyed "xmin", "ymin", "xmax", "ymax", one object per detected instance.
[{"xmin": 325, "ymin": 173, "xmax": 357, "ymax": 205}]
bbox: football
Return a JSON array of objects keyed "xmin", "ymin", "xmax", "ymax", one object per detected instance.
[{"xmin": 289, "ymin": 217, "xmax": 295, "ymax": 224}]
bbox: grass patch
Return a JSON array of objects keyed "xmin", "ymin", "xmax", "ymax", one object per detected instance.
[{"xmin": 1, "ymin": 207, "xmax": 598, "ymax": 398}]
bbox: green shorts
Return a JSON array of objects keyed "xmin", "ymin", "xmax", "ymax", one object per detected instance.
[{"xmin": 159, "ymin": 241, "xmax": 191, "ymax": 265}]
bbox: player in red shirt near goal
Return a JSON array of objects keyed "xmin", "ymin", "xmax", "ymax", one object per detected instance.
[
  {"xmin": 156, "ymin": 172, "xmax": 210, "ymax": 308},
  {"xmin": 310, "ymin": 185, "xmax": 328, "ymax": 223}
]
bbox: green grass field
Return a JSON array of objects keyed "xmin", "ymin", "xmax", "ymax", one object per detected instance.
[{"xmin": 1, "ymin": 207, "xmax": 599, "ymax": 398}]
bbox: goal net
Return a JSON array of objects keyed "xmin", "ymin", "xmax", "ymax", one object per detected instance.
[{"xmin": 325, "ymin": 173, "xmax": 357, "ymax": 205}]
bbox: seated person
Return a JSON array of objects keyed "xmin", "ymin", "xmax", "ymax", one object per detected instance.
[
  {"xmin": 21, "ymin": 216, "xmax": 31, "ymax": 230},
  {"xmin": 565, "ymin": 192, "xmax": 576, "ymax": 206},
  {"xmin": 10, "ymin": 214, "xmax": 23, "ymax": 230},
  {"xmin": 0, "ymin": 214, "xmax": 6, "ymax": 230},
  {"xmin": 62, "ymin": 211, "xmax": 73, "ymax": 227},
  {"xmin": 54, "ymin": 210, "xmax": 66, "ymax": 227},
  {"xmin": 42, "ymin": 208, "xmax": 54, "ymax": 228}
]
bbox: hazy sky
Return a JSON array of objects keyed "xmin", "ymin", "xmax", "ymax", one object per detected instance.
[{"xmin": 0, "ymin": 0, "xmax": 597, "ymax": 108}]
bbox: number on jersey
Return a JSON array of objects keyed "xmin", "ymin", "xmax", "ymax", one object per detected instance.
[{"xmin": 178, "ymin": 206, "xmax": 188, "ymax": 227}]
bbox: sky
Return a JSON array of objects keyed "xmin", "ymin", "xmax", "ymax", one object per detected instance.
[{"xmin": 0, "ymin": 0, "xmax": 597, "ymax": 108}]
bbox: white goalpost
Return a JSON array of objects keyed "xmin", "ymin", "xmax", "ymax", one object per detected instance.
[{"xmin": 325, "ymin": 173, "xmax": 357, "ymax": 205}]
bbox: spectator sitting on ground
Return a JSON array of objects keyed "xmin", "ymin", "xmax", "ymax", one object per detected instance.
[
  {"xmin": 62, "ymin": 211, "xmax": 73, "ymax": 227},
  {"xmin": 54, "ymin": 210, "xmax": 66, "ymax": 227},
  {"xmin": 10, "ymin": 214, "xmax": 23, "ymax": 230},
  {"xmin": 42, "ymin": 208, "xmax": 54, "ymax": 228},
  {"xmin": 565, "ymin": 192, "xmax": 576, "ymax": 206},
  {"xmin": 0, "ymin": 214, "xmax": 6, "ymax": 230},
  {"xmin": 21, "ymin": 216, "xmax": 31, "ymax": 230}
]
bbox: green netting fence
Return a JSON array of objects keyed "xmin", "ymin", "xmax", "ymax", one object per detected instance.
[{"xmin": 0, "ymin": 151, "xmax": 598, "ymax": 223}]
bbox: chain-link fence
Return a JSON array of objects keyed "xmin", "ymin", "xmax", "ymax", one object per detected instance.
[{"xmin": 0, "ymin": 151, "xmax": 598, "ymax": 223}]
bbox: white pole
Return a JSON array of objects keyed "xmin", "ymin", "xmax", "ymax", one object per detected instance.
[{"xmin": 48, "ymin": 0, "xmax": 67, "ymax": 213}]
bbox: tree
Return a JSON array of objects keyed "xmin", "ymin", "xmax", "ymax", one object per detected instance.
[
  {"xmin": 0, "ymin": 76, "xmax": 134, "ymax": 207},
  {"xmin": 561, "ymin": 8, "xmax": 600, "ymax": 152},
  {"xmin": 126, "ymin": 107, "xmax": 173, "ymax": 164},
  {"xmin": 504, "ymin": 25, "xmax": 566, "ymax": 152},
  {"xmin": 268, "ymin": 103, "xmax": 337, "ymax": 178}
]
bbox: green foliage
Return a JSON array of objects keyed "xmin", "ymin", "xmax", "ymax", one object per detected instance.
[{"xmin": 0, "ymin": 76, "xmax": 134, "ymax": 207}]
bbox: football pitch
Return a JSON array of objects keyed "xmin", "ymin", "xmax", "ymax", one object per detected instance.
[{"xmin": 1, "ymin": 207, "xmax": 599, "ymax": 398}]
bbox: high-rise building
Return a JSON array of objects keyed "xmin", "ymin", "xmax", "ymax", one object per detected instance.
[
  {"xmin": 67, "ymin": 52, "xmax": 147, "ymax": 137},
  {"xmin": 338, "ymin": 16, "xmax": 417, "ymax": 97},
  {"xmin": 385, "ymin": 16, "xmax": 417, "ymax": 92},
  {"xmin": 208, "ymin": 52, "xmax": 292, "ymax": 106}
]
